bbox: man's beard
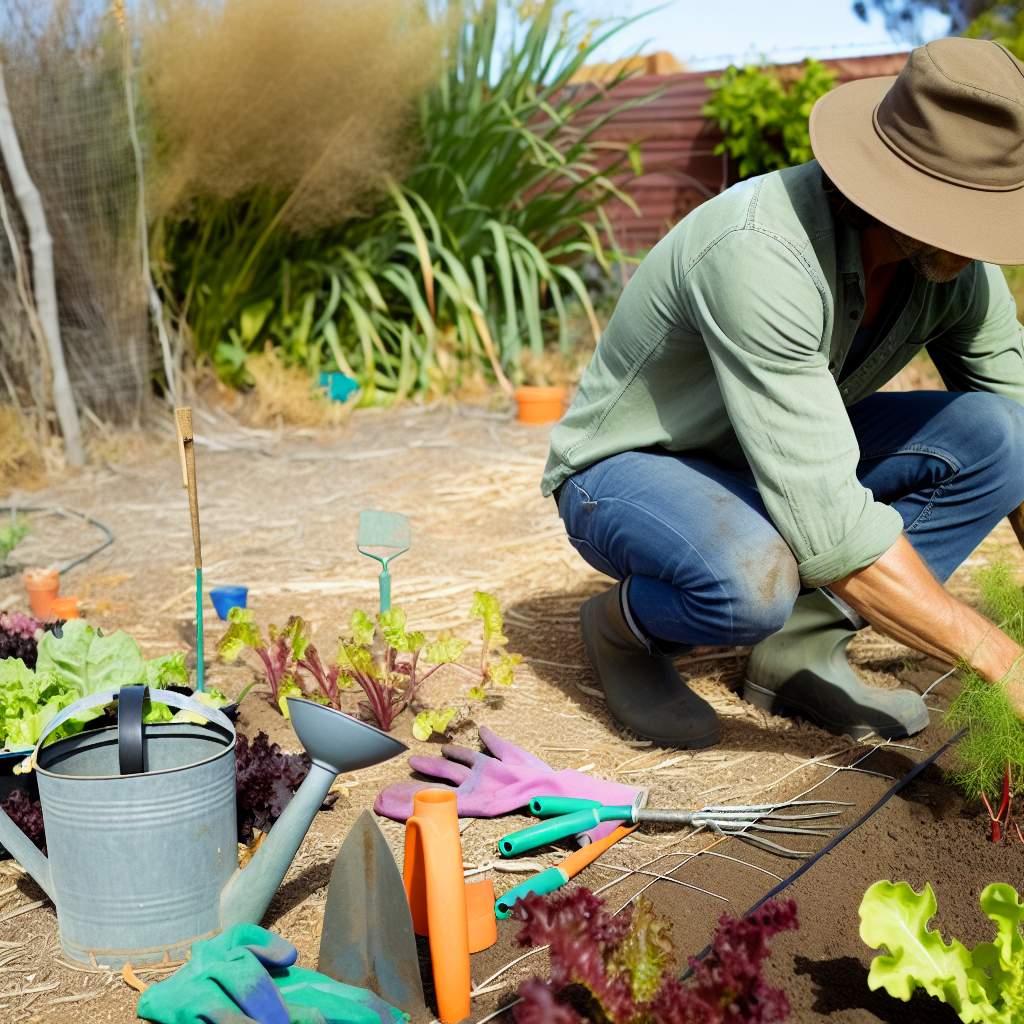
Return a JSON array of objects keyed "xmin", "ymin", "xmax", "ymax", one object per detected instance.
[{"xmin": 888, "ymin": 229, "xmax": 972, "ymax": 283}]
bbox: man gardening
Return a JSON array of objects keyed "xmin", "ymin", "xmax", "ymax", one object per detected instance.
[{"xmin": 543, "ymin": 37, "xmax": 1024, "ymax": 749}]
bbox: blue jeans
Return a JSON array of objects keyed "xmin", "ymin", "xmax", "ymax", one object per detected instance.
[{"xmin": 557, "ymin": 391, "xmax": 1024, "ymax": 648}]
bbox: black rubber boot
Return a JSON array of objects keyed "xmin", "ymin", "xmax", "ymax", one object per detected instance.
[
  {"xmin": 742, "ymin": 589, "xmax": 929, "ymax": 740},
  {"xmin": 579, "ymin": 580, "xmax": 721, "ymax": 748}
]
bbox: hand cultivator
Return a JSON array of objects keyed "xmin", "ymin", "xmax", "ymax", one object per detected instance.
[{"xmin": 499, "ymin": 795, "xmax": 853, "ymax": 860}]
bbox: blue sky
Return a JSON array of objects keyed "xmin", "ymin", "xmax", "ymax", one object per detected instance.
[{"xmin": 583, "ymin": 0, "xmax": 952, "ymax": 69}]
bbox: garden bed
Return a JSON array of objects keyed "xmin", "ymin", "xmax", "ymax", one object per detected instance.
[{"xmin": 0, "ymin": 399, "xmax": 1021, "ymax": 1023}]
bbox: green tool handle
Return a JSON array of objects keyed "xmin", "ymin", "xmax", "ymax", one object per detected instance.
[
  {"xmin": 379, "ymin": 565, "xmax": 391, "ymax": 613},
  {"xmin": 530, "ymin": 796, "xmax": 606, "ymax": 817},
  {"xmin": 498, "ymin": 806, "xmax": 634, "ymax": 857},
  {"xmin": 195, "ymin": 567, "xmax": 204, "ymax": 692},
  {"xmin": 494, "ymin": 867, "xmax": 568, "ymax": 919}
]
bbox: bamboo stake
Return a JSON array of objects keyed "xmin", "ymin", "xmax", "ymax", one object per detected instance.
[
  {"xmin": 175, "ymin": 408, "xmax": 204, "ymax": 691},
  {"xmin": 0, "ymin": 58, "xmax": 83, "ymax": 465}
]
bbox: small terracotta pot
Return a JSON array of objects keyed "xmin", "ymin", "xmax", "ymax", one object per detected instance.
[
  {"xmin": 24, "ymin": 568, "xmax": 60, "ymax": 620},
  {"xmin": 514, "ymin": 385, "xmax": 567, "ymax": 425},
  {"xmin": 50, "ymin": 596, "xmax": 80, "ymax": 620}
]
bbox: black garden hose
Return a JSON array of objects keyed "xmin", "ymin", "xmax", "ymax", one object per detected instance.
[
  {"xmin": 1, "ymin": 505, "xmax": 114, "ymax": 574},
  {"xmin": 684, "ymin": 728, "xmax": 965, "ymax": 973}
]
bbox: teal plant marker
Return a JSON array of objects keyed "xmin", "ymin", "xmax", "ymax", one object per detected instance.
[
  {"xmin": 357, "ymin": 511, "xmax": 410, "ymax": 613},
  {"xmin": 176, "ymin": 408, "xmax": 205, "ymax": 692}
]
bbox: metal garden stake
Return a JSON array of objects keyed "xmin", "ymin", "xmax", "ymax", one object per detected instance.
[{"xmin": 357, "ymin": 510, "xmax": 411, "ymax": 613}]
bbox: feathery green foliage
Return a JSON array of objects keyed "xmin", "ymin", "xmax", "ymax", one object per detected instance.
[{"xmin": 946, "ymin": 564, "xmax": 1024, "ymax": 803}]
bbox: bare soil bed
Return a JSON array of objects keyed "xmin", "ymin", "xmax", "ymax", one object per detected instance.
[{"xmin": 0, "ymin": 396, "xmax": 1020, "ymax": 1023}]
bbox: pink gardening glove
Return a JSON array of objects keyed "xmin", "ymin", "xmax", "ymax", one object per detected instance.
[{"xmin": 374, "ymin": 725, "xmax": 645, "ymax": 845}]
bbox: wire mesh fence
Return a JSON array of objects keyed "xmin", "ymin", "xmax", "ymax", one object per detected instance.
[{"xmin": 0, "ymin": 0, "xmax": 149, "ymax": 429}]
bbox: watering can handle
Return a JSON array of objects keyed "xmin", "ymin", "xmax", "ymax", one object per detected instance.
[
  {"xmin": 117, "ymin": 685, "xmax": 147, "ymax": 776},
  {"xmin": 34, "ymin": 687, "xmax": 235, "ymax": 762}
]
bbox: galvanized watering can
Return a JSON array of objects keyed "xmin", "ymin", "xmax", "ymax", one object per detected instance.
[{"xmin": 0, "ymin": 685, "xmax": 406, "ymax": 968}]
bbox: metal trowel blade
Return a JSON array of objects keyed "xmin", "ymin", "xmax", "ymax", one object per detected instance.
[{"xmin": 318, "ymin": 810, "xmax": 425, "ymax": 1014}]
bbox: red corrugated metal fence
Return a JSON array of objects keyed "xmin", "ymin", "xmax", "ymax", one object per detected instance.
[{"xmin": 586, "ymin": 53, "xmax": 910, "ymax": 252}]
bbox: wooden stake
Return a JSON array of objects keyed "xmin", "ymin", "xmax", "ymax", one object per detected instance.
[{"xmin": 174, "ymin": 407, "xmax": 202, "ymax": 569}]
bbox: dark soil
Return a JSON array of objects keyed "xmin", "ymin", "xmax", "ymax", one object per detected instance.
[
  {"xmin": 764, "ymin": 750, "xmax": 1023, "ymax": 1024},
  {"xmin": 467, "ymin": 731, "xmax": 1022, "ymax": 1024}
]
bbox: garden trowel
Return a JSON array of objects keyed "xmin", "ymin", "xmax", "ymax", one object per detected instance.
[
  {"xmin": 357, "ymin": 510, "xmax": 410, "ymax": 613},
  {"xmin": 318, "ymin": 811, "xmax": 425, "ymax": 1015}
]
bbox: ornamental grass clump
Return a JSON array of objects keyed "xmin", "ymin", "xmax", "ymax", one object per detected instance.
[{"xmin": 946, "ymin": 563, "xmax": 1024, "ymax": 842}]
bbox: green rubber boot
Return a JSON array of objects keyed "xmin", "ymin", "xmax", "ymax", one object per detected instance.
[
  {"xmin": 580, "ymin": 580, "xmax": 721, "ymax": 749},
  {"xmin": 741, "ymin": 589, "xmax": 929, "ymax": 739}
]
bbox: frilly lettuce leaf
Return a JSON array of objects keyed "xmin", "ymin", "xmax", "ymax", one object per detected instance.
[
  {"xmin": 470, "ymin": 591, "xmax": 508, "ymax": 648},
  {"xmin": 489, "ymin": 652, "xmax": 522, "ymax": 687},
  {"xmin": 379, "ymin": 608, "xmax": 425, "ymax": 654},
  {"xmin": 860, "ymin": 880, "xmax": 1017, "ymax": 1022},
  {"xmin": 146, "ymin": 652, "xmax": 189, "ymax": 689},
  {"xmin": 349, "ymin": 609, "xmax": 375, "ymax": 647},
  {"xmin": 218, "ymin": 608, "xmax": 264, "ymax": 662},
  {"xmin": 412, "ymin": 707, "xmax": 456, "ymax": 741},
  {"xmin": 423, "ymin": 636, "xmax": 468, "ymax": 665}
]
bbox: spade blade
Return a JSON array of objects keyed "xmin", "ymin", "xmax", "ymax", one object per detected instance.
[{"xmin": 318, "ymin": 811, "xmax": 425, "ymax": 1015}]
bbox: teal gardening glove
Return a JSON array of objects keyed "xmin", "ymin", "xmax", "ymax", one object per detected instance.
[{"xmin": 136, "ymin": 924, "xmax": 407, "ymax": 1024}]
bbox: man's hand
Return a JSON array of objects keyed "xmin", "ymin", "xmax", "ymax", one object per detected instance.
[{"xmin": 828, "ymin": 534, "xmax": 1024, "ymax": 704}]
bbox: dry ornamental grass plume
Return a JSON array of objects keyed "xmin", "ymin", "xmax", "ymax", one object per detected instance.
[{"xmin": 140, "ymin": 0, "xmax": 443, "ymax": 231}]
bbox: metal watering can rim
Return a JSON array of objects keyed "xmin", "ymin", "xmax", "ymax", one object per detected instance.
[{"xmin": 32, "ymin": 686, "xmax": 235, "ymax": 782}]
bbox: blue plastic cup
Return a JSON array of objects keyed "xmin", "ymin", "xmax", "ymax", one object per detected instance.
[{"xmin": 210, "ymin": 586, "xmax": 248, "ymax": 621}]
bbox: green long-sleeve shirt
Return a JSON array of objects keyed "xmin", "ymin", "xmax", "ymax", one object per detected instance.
[{"xmin": 542, "ymin": 161, "xmax": 1024, "ymax": 588}]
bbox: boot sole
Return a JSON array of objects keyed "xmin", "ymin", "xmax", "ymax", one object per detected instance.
[{"xmin": 741, "ymin": 678, "xmax": 931, "ymax": 741}]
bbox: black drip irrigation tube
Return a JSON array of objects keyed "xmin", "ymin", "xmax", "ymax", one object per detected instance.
[
  {"xmin": 684, "ymin": 728, "xmax": 966, "ymax": 973},
  {"xmin": 1, "ymin": 505, "xmax": 114, "ymax": 575}
]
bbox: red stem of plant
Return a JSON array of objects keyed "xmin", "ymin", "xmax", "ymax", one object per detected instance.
[{"xmin": 983, "ymin": 764, "xmax": 1013, "ymax": 843}]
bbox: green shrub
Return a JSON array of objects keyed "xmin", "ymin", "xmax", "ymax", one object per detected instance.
[
  {"xmin": 702, "ymin": 59, "xmax": 837, "ymax": 179},
  {"xmin": 152, "ymin": 1, "xmax": 650, "ymax": 399},
  {"xmin": 965, "ymin": 5, "xmax": 1024, "ymax": 61}
]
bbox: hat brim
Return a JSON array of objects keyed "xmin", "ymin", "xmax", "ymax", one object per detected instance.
[{"xmin": 810, "ymin": 76, "xmax": 1024, "ymax": 265}]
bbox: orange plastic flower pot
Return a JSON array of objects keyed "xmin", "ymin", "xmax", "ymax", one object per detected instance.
[
  {"xmin": 50, "ymin": 596, "xmax": 80, "ymax": 620},
  {"xmin": 24, "ymin": 568, "xmax": 59, "ymax": 620},
  {"xmin": 403, "ymin": 789, "xmax": 497, "ymax": 1023},
  {"xmin": 514, "ymin": 385, "xmax": 566, "ymax": 425}
]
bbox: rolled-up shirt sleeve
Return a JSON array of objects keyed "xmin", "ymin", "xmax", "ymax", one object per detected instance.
[{"xmin": 684, "ymin": 228, "xmax": 904, "ymax": 588}]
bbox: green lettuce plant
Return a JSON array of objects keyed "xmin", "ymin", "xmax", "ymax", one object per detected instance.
[
  {"xmin": 945, "ymin": 563, "xmax": 1024, "ymax": 842},
  {"xmin": 0, "ymin": 620, "xmax": 197, "ymax": 751},
  {"xmin": 860, "ymin": 880, "xmax": 1024, "ymax": 1022}
]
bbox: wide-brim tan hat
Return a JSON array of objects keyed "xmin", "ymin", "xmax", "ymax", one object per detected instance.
[{"xmin": 810, "ymin": 37, "xmax": 1024, "ymax": 265}]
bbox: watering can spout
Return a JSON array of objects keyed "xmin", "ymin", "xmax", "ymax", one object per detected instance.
[
  {"xmin": 0, "ymin": 805, "xmax": 53, "ymax": 902},
  {"xmin": 221, "ymin": 761, "xmax": 336, "ymax": 929},
  {"xmin": 220, "ymin": 698, "xmax": 408, "ymax": 930}
]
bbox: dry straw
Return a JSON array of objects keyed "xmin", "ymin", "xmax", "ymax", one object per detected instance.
[{"xmin": 141, "ymin": 0, "xmax": 444, "ymax": 231}]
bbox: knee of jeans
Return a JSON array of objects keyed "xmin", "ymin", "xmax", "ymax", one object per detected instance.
[
  {"xmin": 727, "ymin": 548, "xmax": 800, "ymax": 643},
  {"xmin": 955, "ymin": 392, "xmax": 1024, "ymax": 468}
]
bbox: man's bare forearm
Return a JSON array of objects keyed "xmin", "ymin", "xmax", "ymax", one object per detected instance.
[{"xmin": 827, "ymin": 533, "xmax": 1023, "ymax": 683}]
